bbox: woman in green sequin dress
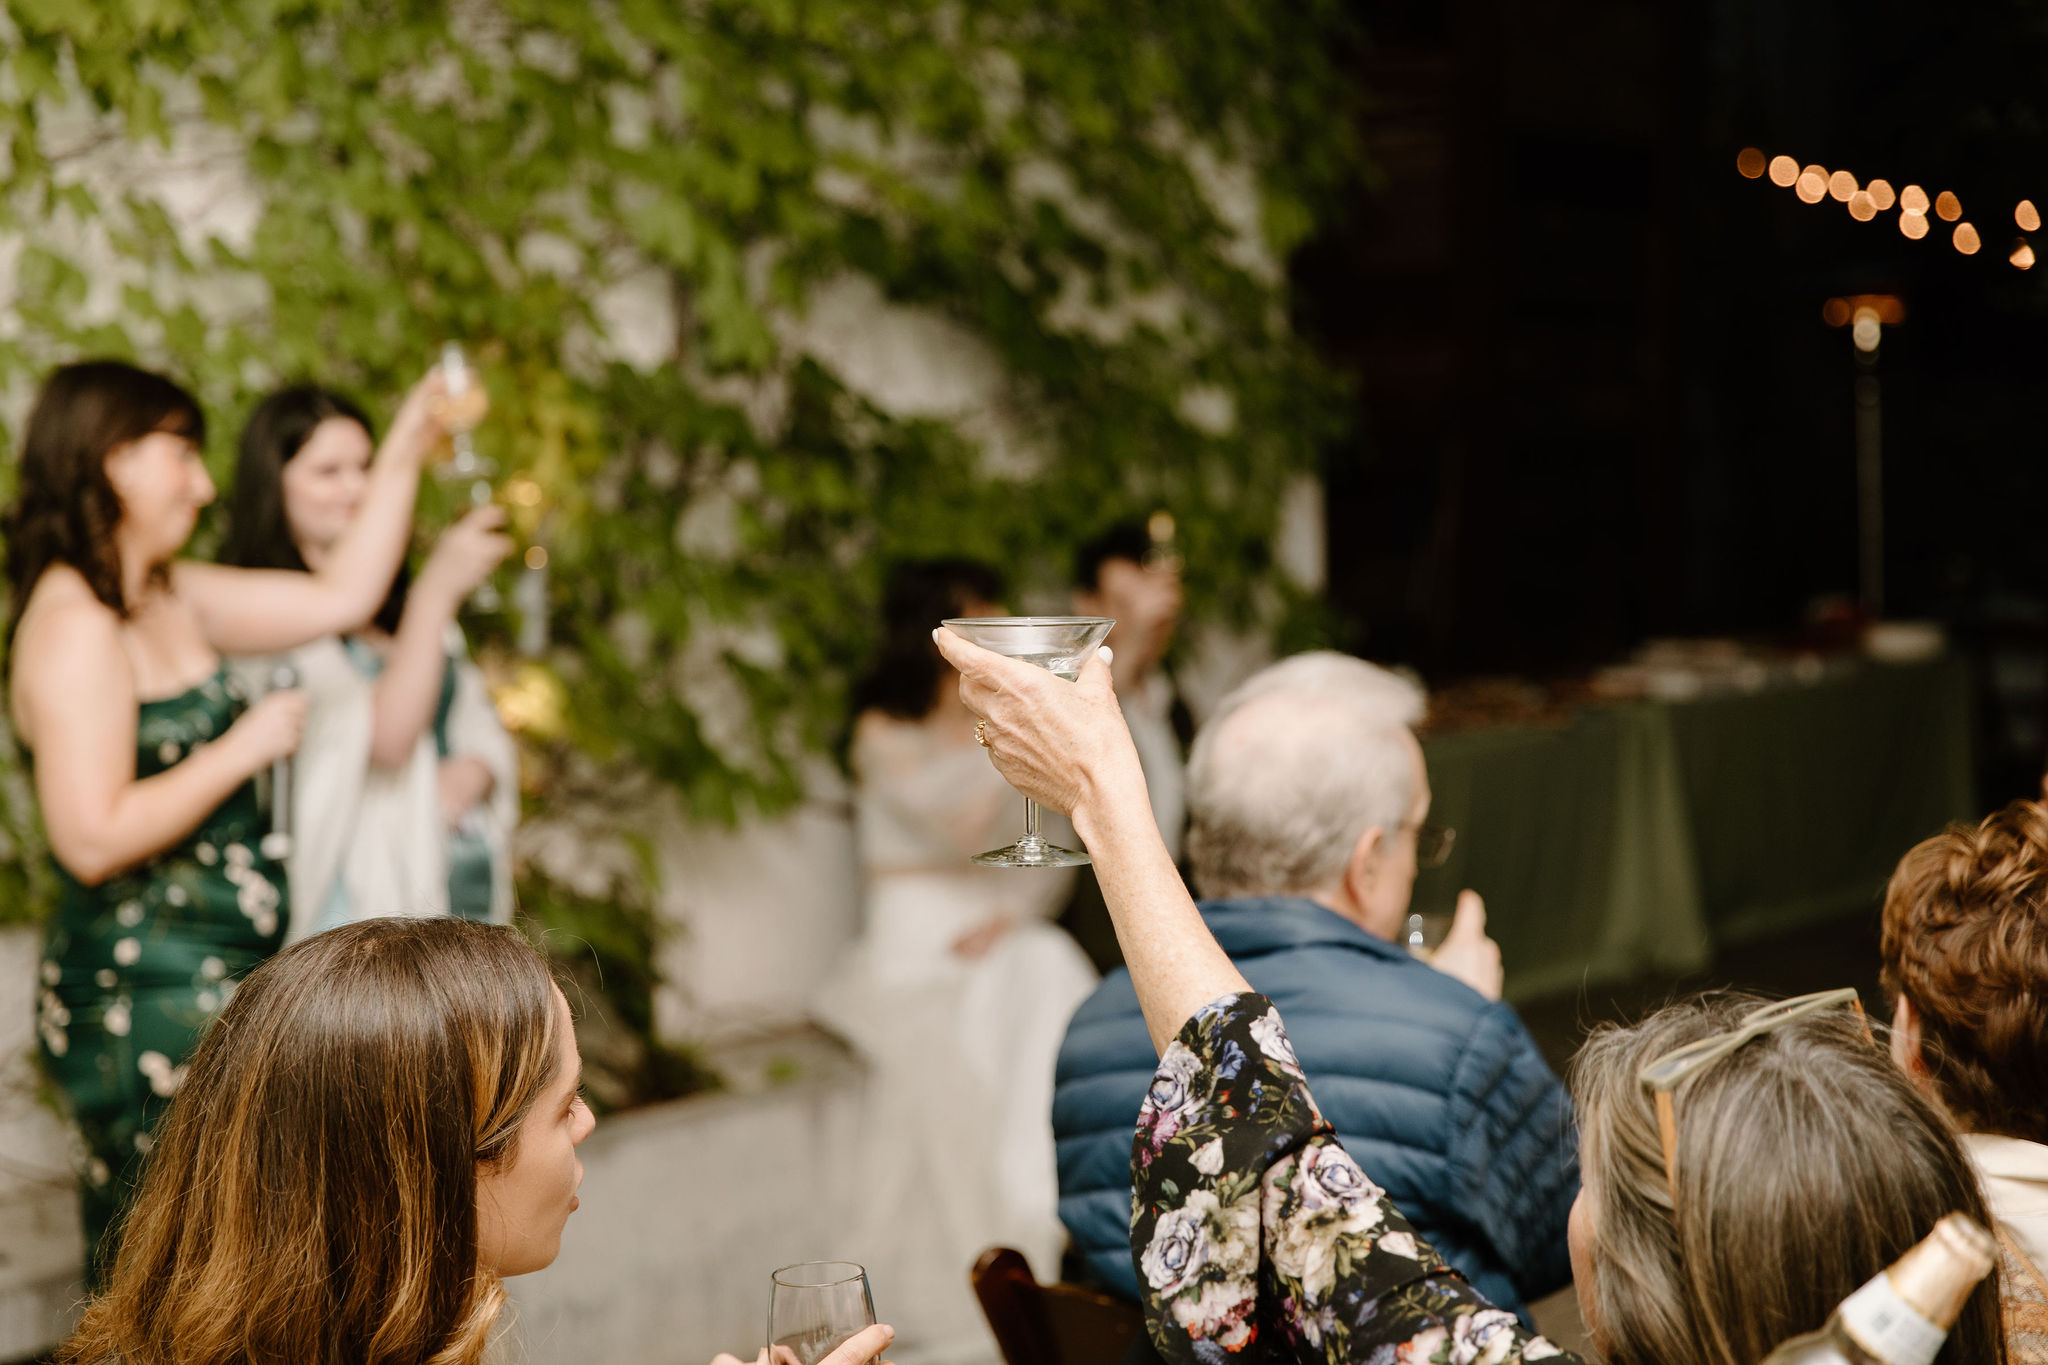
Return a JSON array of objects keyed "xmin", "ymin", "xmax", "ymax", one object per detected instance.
[
  {"xmin": 223, "ymin": 386, "xmax": 518, "ymax": 938},
  {"xmin": 6, "ymin": 360, "xmax": 444, "ymax": 1276}
]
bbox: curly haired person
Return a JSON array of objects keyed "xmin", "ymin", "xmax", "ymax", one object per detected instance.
[{"xmin": 1883, "ymin": 799, "xmax": 2048, "ymax": 1358}]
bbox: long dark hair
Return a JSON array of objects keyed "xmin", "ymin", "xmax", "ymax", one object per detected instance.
[
  {"xmin": 851, "ymin": 558, "xmax": 1005, "ymax": 721},
  {"xmin": 57, "ymin": 918, "xmax": 563, "ymax": 1365},
  {"xmin": 3, "ymin": 360, "xmax": 206, "ymax": 634},
  {"xmin": 225, "ymin": 385, "xmax": 409, "ymax": 635}
]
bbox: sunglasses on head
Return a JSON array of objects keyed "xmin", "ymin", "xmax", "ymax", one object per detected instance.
[{"xmin": 1637, "ymin": 987, "xmax": 1875, "ymax": 1208}]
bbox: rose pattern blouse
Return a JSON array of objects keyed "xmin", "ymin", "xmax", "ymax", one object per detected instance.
[{"xmin": 1132, "ymin": 992, "xmax": 1580, "ymax": 1364}]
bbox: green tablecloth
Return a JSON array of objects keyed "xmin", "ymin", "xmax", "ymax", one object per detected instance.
[{"xmin": 1413, "ymin": 657, "xmax": 1974, "ymax": 1002}]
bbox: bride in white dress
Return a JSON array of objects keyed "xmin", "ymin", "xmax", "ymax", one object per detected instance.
[{"xmin": 816, "ymin": 561, "xmax": 1099, "ymax": 1365}]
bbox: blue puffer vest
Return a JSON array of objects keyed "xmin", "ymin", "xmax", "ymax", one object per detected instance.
[{"xmin": 1052, "ymin": 897, "xmax": 1580, "ymax": 1321}]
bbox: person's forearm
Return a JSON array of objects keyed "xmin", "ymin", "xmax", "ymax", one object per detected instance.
[
  {"xmin": 1072, "ymin": 786, "xmax": 1249, "ymax": 1054},
  {"xmin": 48, "ymin": 741, "xmax": 260, "ymax": 886},
  {"xmin": 369, "ymin": 585, "xmax": 459, "ymax": 769}
]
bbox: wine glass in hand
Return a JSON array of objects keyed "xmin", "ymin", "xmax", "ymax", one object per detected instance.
[
  {"xmin": 430, "ymin": 342, "xmax": 497, "ymax": 504},
  {"xmin": 768, "ymin": 1262, "xmax": 879, "ymax": 1365}
]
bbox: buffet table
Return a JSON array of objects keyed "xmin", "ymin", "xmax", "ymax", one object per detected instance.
[{"xmin": 1414, "ymin": 655, "xmax": 1973, "ymax": 1002}]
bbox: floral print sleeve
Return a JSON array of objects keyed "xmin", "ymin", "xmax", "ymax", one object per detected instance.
[{"xmin": 1131, "ymin": 992, "xmax": 1580, "ymax": 1365}]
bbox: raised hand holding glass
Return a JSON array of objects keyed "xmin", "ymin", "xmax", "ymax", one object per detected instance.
[{"xmin": 940, "ymin": 615, "xmax": 1114, "ymax": 867}]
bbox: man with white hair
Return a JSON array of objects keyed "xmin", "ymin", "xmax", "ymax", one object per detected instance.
[{"xmin": 1050, "ymin": 652, "xmax": 1578, "ymax": 1322}]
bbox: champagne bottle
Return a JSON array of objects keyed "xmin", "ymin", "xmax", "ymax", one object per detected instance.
[{"xmin": 1761, "ymin": 1213, "xmax": 1998, "ymax": 1365}]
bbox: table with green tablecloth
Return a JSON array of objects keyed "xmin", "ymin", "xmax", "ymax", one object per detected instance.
[{"xmin": 1411, "ymin": 656, "xmax": 1974, "ymax": 1002}]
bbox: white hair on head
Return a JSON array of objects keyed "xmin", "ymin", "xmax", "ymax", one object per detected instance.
[{"xmin": 1184, "ymin": 652, "xmax": 1428, "ymax": 900}]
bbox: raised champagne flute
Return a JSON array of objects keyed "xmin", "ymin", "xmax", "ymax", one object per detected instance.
[
  {"xmin": 767, "ymin": 1261, "xmax": 876, "ymax": 1365},
  {"xmin": 431, "ymin": 342, "xmax": 497, "ymax": 506},
  {"xmin": 940, "ymin": 615, "xmax": 1115, "ymax": 868},
  {"xmin": 430, "ymin": 342, "xmax": 503, "ymax": 609}
]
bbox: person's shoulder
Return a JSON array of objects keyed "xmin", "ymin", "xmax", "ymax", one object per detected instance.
[{"xmin": 14, "ymin": 567, "xmax": 121, "ymax": 657}]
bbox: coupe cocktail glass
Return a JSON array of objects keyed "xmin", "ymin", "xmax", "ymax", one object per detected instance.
[{"xmin": 940, "ymin": 615, "xmax": 1114, "ymax": 868}]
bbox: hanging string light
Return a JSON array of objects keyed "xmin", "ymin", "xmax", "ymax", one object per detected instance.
[{"xmin": 1741, "ymin": 149, "xmax": 2040, "ymax": 267}]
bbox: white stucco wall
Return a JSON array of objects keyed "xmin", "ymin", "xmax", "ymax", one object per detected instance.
[{"xmin": 0, "ymin": 926, "xmax": 85, "ymax": 1361}]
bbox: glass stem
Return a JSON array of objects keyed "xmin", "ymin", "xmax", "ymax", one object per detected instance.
[{"xmin": 1022, "ymin": 796, "xmax": 1043, "ymax": 845}]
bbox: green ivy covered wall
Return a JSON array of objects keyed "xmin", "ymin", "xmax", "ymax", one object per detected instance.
[{"xmin": 0, "ymin": 0, "xmax": 1362, "ymax": 932}]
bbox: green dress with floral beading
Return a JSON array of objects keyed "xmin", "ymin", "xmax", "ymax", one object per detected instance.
[{"xmin": 33, "ymin": 667, "xmax": 286, "ymax": 1278}]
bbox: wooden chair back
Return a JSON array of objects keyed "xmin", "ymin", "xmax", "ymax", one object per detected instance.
[{"xmin": 970, "ymin": 1246, "xmax": 1144, "ymax": 1365}]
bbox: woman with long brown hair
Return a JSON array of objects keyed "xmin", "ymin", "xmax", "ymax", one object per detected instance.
[
  {"xmin": 935, "ymin": 627, "xmax": 2005, "ymax": 1365},
  {"xmin": 56, "ymin": 917, "xmax": 893, "ymax": 1365},
  {"xmin": 8, "ymin": 359, "xmax": 443, "ymax": 1274}
]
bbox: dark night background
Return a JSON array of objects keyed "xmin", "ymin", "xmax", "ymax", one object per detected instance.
[{"xmin": 1303, "ymin": 0, "xmax": 2048, "ymax": 804}]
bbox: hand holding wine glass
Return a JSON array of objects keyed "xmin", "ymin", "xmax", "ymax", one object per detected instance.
[
  {"xmin": 416, "ymin": 504, "xmax": 515, "ymax": 606},
  {"xmin": 706, "ymin": 1324, "xmax": 895, "ymax": 1365},
  {"xmin": 761, "ymin": 1262, "xmax": 888, "ymax": 1365}
]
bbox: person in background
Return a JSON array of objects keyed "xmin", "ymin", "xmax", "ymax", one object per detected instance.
[
  {"xmin": 54, "ymin": 916, "xmax": 893, "ymax": 1365},
  {"xmin": 1052, "ymin": 650, "xmax": 1568, "ymax": 1321},
  {"xmin": 224, "ymin": 386, "xmax": 518, "ymax": 937},
  {"xmin": 10, "ymin": 360, "xmax": 440, "ymax": 1277},
  {"xmin": 1059, "ymin": 521, "xmax": 1190, "ymax": 974},
  {"xmin": 814, "ymin": 559, "xmax": 1097, "ymax": 1365},
  {"xmin": 1071, "ymin": 520, "xmax": 1187, "ymax": 861},
  {"xmin": 939, "ymin": 626, "xmax": 2004, "ymax": 1365},
  {"xmin": 1882, "ymin": 799, "xmax": 2048, "ymax": 1354}
]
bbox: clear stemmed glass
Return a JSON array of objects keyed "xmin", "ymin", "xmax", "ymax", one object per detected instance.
[
  {"xmin": 430, "ymin": 342, "xmax": 503, "ymax": 609},
  {"xmin": 431, "ymin": 341, "xmax": 498, "ymax": 507},
  {"xmin": 767, "ymin": 1261, "xmax": 876, "ymax": 1365},
  {"xmin": 940, "ymin": 615, "xmax": 1114, "ymax": 868}
]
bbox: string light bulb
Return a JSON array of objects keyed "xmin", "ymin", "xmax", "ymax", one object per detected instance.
[
  {"xmin": 1822, "ymin": 298, "xmax": 1853, "ymax": 327},
  {"xmin": 1936, "ymin": 191, "xmax": 1963, "ymax": 222},
  {"xmin": 1828, "ymin": 170, "xmax": 1859, "ymax": 203},
  {"xmin": 1901, "ymin": 212, "xmax": 1930, "ymax": 240},
  {"xmin": 1901, "ymin": 184, "xmax": 1930, "ymax": 215},
  {"xmin": 1797, "ymin": 171, "xmax": 1828, "ymax": 204},
  {"xmin": 2013, "ymin": 239, "xmax": 2037, "ymax": 270},
  {"xmin": 2020, "ymin": 200, "xmax": 2042, "ymax": 232},
  {"xmin": 1954, "ymin": 221, "xmax": 1981, "ymax": 254},
  {"xmin": 1867, "ymin": 179, "xmax": 1897, "ymax": 210},
  {"xmin": 1848, "ymin": 191, "xmax": 1878, "ymax": 222},
  {"xmin": 1737, "ymin": 148, "xmax": 1768, "ymax": 179},
  {"xmin": 1852, "ymin": 306, "xmax": 1882, "ymax": 353},
  {"xmin": 1769, "ymin": 155, "xmax": 1799, "ymax": 187}
]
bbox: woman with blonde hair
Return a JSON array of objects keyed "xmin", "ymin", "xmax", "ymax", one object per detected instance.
[
  {"xmin": 935, "ymin": 627, "xmax": 2005, "ymax": 1365},
  {"xmin": 56, "ymin": 917, "xmax": 894, "ymax": 1365}
]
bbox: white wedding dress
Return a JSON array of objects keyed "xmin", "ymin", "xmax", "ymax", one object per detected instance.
[{"xmin": 815, "ymin": 711, "xmax": 1099, "ymax": 1365}]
